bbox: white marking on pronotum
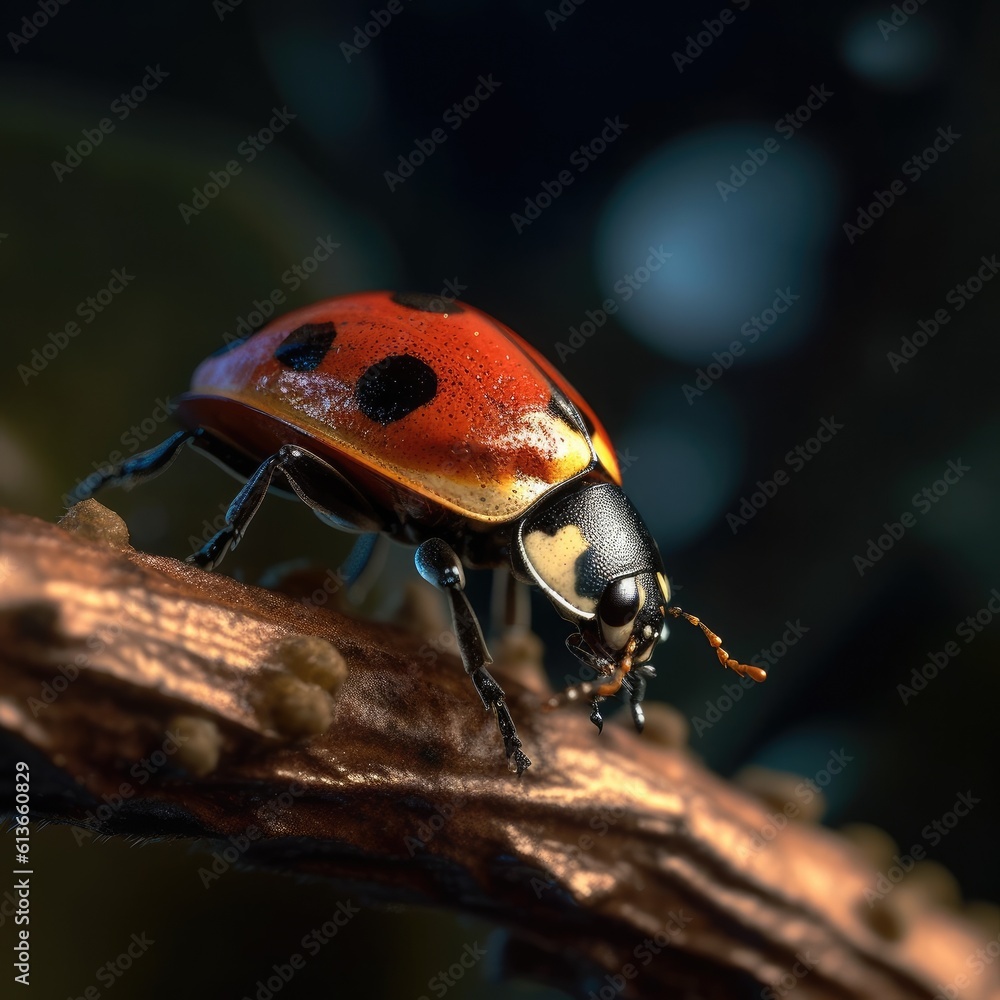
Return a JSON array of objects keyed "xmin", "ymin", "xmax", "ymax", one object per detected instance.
[{"xmin": 521, "ymin": 524, "xmax": 598, "ymax": 614}]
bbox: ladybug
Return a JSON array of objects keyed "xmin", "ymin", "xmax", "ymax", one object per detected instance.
[{"xmin": 71, "ymin": 291, "xmax": 765, "ymax": 773}]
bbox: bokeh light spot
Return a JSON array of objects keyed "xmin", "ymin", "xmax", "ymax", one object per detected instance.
[
  {"xmin": 841, "ymin": 8, "xmax": 944, "ymax": 90},
  {"xmin": 619, "ymin": 385, "xmax": 746, "ymax": 551},
  {"xmin": 596, "ymin": 126, "xmax": 838, "ymax": 365}
]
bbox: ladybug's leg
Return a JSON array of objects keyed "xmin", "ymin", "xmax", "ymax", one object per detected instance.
[
  {"xmin": 191, "ymin": 445, "xmax": 384, "ymax": 570},
  {"xmin": 624, "ymin": 668, "xmax": 648, "ymax": 733},
  {"xmin": 589, "ymin": 699, "xmax": 604, "ymax": 733},
  {"xmin": 340, "ymin": 533, "xmax": 389, "ymax": 599},
  {"xmin": 275, "ymin": 447, "xmax": 383, "ymax": 535},
  {"xmin": 190, "ymin": 452, "xmax": 283, "ymax": 569},
  {"xmin": 545, "ymin": 637, "xmax": 636, "ymax": 731},
  {"xmin": 415, "ymin": 539, "xmax": 531, "ymax": 775},
  {"xmin": 68, "ymin": 429, "xmax": 197, "ymax": 504}
]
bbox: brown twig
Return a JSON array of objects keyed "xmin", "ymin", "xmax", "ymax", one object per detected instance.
[{"xmin": 0, "ymin": 504, "xmax": 995, "ymax": 999}]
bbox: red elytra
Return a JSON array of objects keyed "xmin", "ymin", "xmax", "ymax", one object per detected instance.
[{"xmin": 179, "ymin": 290, "xmax": 621, "ymax": 525}]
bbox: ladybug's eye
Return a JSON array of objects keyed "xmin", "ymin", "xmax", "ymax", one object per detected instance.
[
  {"xmin": 599, "ymin": 577, "xmax": 641, "ymax": 651},
  {"xmin": 600, "ymin": 577, "xmax": 640, "ymax": 627}
]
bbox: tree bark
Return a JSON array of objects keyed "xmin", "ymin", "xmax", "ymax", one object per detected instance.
[{"xmin": 0, "ymin": 505, "xmax": 995, "ymax": 999}]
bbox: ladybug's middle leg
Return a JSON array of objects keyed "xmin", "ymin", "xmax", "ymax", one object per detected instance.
[
  {"xmin": 190, "ymin": 451, "xmax": 282, "ymax": 569},
  {"xmin": 339, "ymin": 533, "xmax": 389, "ymax": 601},
  {"xmin": 415, "ymin": 539, "xmax": 531, "ymax": 775},
  {"xmin": 190, "ymin": 445, "xmax": 384, "ymax": 570}
]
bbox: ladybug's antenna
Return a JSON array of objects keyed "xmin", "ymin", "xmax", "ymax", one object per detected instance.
[{"xmin": 666, "ymin": 607, "xmax": 767, "ymax": 683}]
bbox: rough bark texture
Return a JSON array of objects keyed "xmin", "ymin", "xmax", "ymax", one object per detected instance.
[{"xmin": 0, "ymin": 505, "xmax": 996, "ymax": 999}]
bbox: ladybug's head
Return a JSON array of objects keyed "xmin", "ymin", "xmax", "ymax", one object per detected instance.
[
  {"xmin": 514, "ymin": 482, "xmax": 670, "ymax": 675},
  {"xmin": 558, "ymin": 570, "xmax": 669, "ymax": 691}
]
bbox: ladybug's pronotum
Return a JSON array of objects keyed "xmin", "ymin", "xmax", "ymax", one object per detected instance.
[{"xmin": 72, "ymin": 291, "xmax": 765, "ymax": 772}]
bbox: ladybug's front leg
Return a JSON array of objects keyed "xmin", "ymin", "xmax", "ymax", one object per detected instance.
[{"xmin": 415, "ymin": 539, "xmax": 531, "ymax": 775}]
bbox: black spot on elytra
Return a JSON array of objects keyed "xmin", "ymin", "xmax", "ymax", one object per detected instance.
[
  {"xmin": 274, "ymin": 322, "xmax": 336, "ymax": 371},
  {"xmin": 390, "ymin": 291, "xmax": 464, "ymax": 314},
  {"xmin": 356, "ymin": 354, "xmax": 437, "ymax": 424}
]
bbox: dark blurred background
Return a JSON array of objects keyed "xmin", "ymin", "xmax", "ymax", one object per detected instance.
[{"xmin": 1, "ymin": 1, "xmax": 998, "ymax": 997}]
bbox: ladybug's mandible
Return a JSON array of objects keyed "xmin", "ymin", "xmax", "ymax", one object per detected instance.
[{"xmin": 72, "ymin": 291, "xmax": 765, "ymax": 773}]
